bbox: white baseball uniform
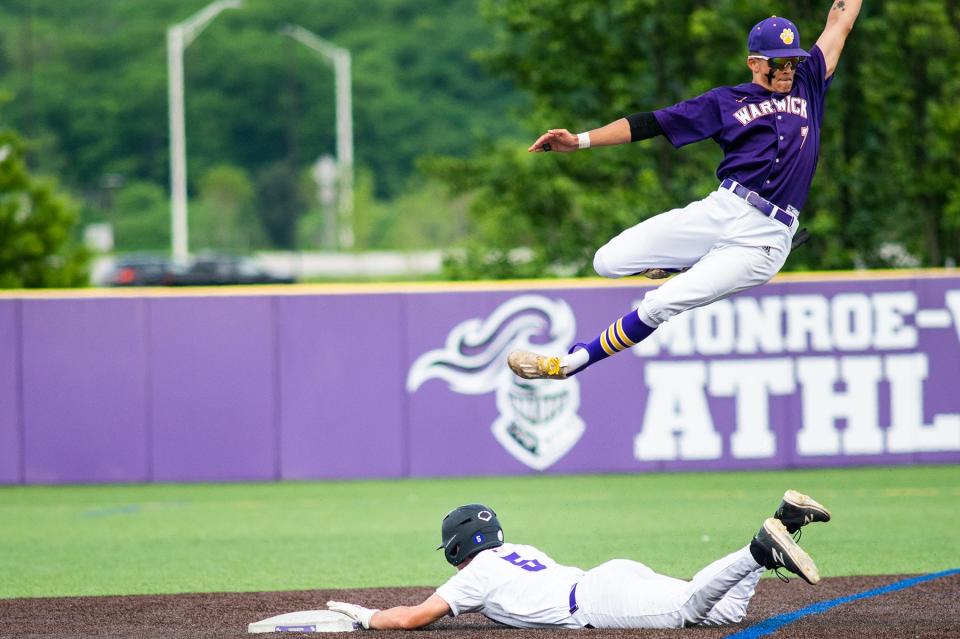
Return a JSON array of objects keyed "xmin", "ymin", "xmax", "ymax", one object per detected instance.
[
  {"xmin": 434, "ymin": 542, "xmax": 764, "ymax": 630},
  {"xmin": 593, "ymin": 187, "xmax": 795, "ymax": 327}
]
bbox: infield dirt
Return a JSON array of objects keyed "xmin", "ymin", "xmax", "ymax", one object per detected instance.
[{"xmin": 2, "ymin": 574, "xmax": 956, "ymax": 639}]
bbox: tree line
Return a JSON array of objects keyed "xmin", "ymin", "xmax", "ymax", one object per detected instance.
[
  {"xmin": 0, "ymin": 0, "xmax": 524, "ymax": 260},
  {"xmin": 1, "ymin": 0, "xmax": 958, "ymax": 286}
]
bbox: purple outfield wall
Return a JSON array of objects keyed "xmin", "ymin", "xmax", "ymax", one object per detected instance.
[{"xmin": 0, "ymin": 271, "xmax": 958, "ymax": 484}]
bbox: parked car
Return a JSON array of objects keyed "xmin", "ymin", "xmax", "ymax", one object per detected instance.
[
  {"xmin": 107, "ymin": 254, "xmax": 294, "ymax": 286},
  {"xmin": 171, "ymin": 254, "xmax": 296, "ymax": 286},
  {"xmin": 107, "ymin": 254, "xmax": 179, "ymax": 286}
]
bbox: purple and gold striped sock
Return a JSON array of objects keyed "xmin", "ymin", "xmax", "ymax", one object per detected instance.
[{"xmin": 570, "ymin": 309, "xmax": 656, "ymax": 374}]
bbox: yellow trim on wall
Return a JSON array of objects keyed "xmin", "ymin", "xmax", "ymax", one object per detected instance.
[{"xmin": 0, "ymin": 268, "xmax": 957, "ymax": 300}]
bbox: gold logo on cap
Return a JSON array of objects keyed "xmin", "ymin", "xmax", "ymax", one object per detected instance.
[{"xmin": 780, "ymin": 28, "xmax": 795, "ymax": 45}]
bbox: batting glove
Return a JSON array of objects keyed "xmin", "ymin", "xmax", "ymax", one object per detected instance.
[{"xmin": 326, "ymin": 601, "xmax": 380, "ymax": 629}]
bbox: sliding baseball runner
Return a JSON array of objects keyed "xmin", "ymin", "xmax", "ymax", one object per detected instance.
[{"xmin": 324, "ymin": 491, "xmax": 831, "ymax": 630}]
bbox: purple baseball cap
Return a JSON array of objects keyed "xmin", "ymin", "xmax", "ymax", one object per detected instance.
[{"xmin": 748, "ymin": 16, "xmax": 810, "ymax": 58}]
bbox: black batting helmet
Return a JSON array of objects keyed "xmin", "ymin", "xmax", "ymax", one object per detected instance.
[{"xmin": 436, "ymin": 504, "xmax": 504, "ymax": 566}]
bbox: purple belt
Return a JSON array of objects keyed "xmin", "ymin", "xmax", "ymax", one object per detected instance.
[
  {"xmin": 568, "ymin": 583, "xmax": 580, "ymax": 614},
  {"xmin": 720, "ymin": 179, "xmax": 796, "ymax": 228},
  {"xmin": 568, "ymin": 582, "xmax": 594, "ymax": 628}
]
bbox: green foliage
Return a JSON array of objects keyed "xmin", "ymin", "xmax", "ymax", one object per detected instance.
[
  {"xmin": 111, "ymin": 180, "xmax": 170, "ymax": 252},
  {"xmin": 435, "ymin": 0, "xmax": 960, "ymax": 278},
  {"xmin": 0, "ymin": 129, "xmax": 89, "ymax": 287},
  {"xmin": 254, "ymin": 161, "xmax": 307, "ymax": 250},
  {"xmin": 297, "ymin": 168, "xmax": 470, "ymax": 251},
  {"xmin": 430, "ymin": 137, "xmax": 684, "ymax": 278},
  {"xmin": 297, "ymin": 167, "xmax": 375, "ymax": 250},
  {"xmin": 0, "ymin": 0, "xmax": 527, "ymax": 255},
  {"xmin": 192, "ymin": 164, "xmax": 265, "ymax": 251},
  {"xmin": 1, "ymin": 466, "xmax": 957, "ymax": 596},
  {"xmin": 851, "ymin": 0, "xmax": 960, "ymax": 266},
  {"xmin": 357, "ymin": 175, "xmax": 469, "ymax": 250}
]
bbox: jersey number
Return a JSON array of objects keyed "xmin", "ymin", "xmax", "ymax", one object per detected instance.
[{"xmin": 500, "ymin": 552, "xmax": 547, "ymax": 572}]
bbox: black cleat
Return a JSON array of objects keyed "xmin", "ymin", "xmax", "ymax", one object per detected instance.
[
  {"xmin": 775, "ymin": 489, "xmax": 831, "ymax": 534},
  {"xmin": 750, "ymin": 517, "xmax": 820, "ymax": 585}
]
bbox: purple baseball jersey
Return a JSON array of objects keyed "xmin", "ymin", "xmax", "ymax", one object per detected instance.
[{"xmin": 653, "ymin": 45, "xmax": 834, "ymax": 213}]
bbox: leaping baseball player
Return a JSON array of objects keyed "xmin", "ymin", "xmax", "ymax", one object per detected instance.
[
  {"xmin": 325, "ymin": 490, "xmax": 830, "ymax": 630},
  {"xmin": 508, "ymin": 2, "xmax": 862, "ymax": 381}
]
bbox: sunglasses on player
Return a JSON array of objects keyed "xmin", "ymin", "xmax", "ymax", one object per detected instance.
[{"xmin": 749, "ymin": 55, "xmax": 805, "ymax": 70}]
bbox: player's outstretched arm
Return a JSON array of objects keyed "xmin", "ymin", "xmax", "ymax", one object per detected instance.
[
  {"xmin": 369, "ymin": 595, "xmax": 451, "ymax": 630},
  {"xmin": 327, "ymin": 595, "xmax": 451, "ymax": 631},
  {"xmin": 528, "ymin": 118, "xmax": 631, "ymax": 153},
  {"xmin": 815, "ymin": 0, "xmax": 863, "ymax": 79}
]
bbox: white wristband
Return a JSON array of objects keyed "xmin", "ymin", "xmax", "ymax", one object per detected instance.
[{"xmin": 577, "ymin": 132, "xmax": 591, "ymax": 149}]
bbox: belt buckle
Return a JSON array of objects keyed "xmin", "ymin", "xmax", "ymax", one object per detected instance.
[{"xmin": 744, "ymin": 190, "xmax": 762, "ymax": 209}]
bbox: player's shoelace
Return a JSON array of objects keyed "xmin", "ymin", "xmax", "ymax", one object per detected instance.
[{"xmin": 772, "ymin": 526, "xmax": 811, "ymax": 582}]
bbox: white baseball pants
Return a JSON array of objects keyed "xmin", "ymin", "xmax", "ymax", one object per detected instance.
[
  {"xmin": 574, "ymin": 547, "xmax": 764, "ymax": 629},
  {"xmin": 592, "ymin": 188, "xmax": 797, "ymax": 326}
]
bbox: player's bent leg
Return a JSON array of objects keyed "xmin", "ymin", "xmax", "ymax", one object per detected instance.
[
  {"xmin": 699, "ymin": 567, "xmax": 762, "ymax": 626},
  {"xmin": 592, "ymin": 199, "xmax": 721, "ymax": 279},
  {"xmin": 674, "ymin": 547, "xmax": 764, "ymax": 626},
  {"xmin": 639, "ymin": 242, "xmax": 786, "ymax": 325},
  {"xmin": 574, "ymin": 553, "xmax": 761, "ymax": 629}
]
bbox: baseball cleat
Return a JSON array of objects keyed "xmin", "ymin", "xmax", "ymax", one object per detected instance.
[
  {"xmin": 750, "ymin": 517, "xmax": 820, "ymax": 585},
  {"xmin": 507, "ymin": 351, "xmax": 568, "ymax": 380},
  {"xmin": 775, "ymin": 489, "xmax": 831, "ymax": 534},
  {"xmin": 638, "ymin": 267, "xmax": 689, "ymax": 280}
]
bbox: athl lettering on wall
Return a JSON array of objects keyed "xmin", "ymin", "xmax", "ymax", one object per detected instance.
[{"xmin": 631, "ymin": 290, "xmax": 960, "ymax": 461}]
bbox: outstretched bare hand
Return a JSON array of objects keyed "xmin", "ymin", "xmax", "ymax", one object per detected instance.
[{"xmin": 528, "ymin": 128, "xmax": 578, "ymax": 153}]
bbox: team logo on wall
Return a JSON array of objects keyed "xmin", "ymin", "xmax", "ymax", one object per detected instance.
[{"xmin": 406, "ymin": 295, "xmax": 585, "ymax": 470}]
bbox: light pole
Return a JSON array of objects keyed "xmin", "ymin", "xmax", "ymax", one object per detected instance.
[
  {"xmin": 279, "ymin": 24, "xmax": 354, "ymax": 250},
  {"xmin": 312, "ymin": 155, "xmax": 338, "ymax": 250},
  {"xmin": 167, "ymin": 0, "xmax": 242, "ymax": 265}
]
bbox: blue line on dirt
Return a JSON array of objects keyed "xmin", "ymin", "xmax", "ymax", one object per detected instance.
[{"xmin": 724, "ymin": 568, "xmax": 960, "ymax": 639}]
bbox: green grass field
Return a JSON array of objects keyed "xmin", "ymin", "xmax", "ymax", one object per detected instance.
[{"xmin": 2, "ymin": 465, "xmax": 958, "ymax": 599}]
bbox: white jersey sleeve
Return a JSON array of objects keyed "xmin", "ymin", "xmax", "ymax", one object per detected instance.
[
  {"xmin": 435, "ymin": 564, "xmax": 485, "ymax": 616},
  {"xmin": 434, "ymin": 542, "xmax": 585, "ymax": 629}
]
